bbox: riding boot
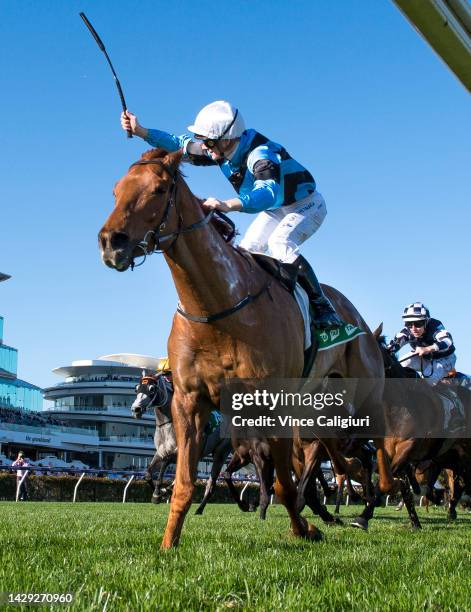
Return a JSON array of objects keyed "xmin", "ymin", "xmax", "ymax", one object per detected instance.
[{"xmin": 288, "ymin": 255, "xmax": 344, "ymax": 329}]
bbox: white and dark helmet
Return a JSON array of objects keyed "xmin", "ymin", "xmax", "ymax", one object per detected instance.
[
  {"xmin": 188, "ymin": 100, "xmax": 245, "ymax": 140},
  {"xmin": 402, "ymin": 302, "xmax": 430, "ymax": 323}
]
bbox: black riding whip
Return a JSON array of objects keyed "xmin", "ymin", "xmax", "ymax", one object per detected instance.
[{"xmin": 79, "ymin": 12, "xmax": 132, "ymax": 138}]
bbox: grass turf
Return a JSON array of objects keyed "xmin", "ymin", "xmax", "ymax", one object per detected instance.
[{"xmin": 1, "ymin": 502, "xmax": 470, "ymax": 611}]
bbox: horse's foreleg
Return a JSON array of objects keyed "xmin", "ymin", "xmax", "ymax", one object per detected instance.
[
  {"xmin": 223, "ymin": 450, "xmax": 251, "ymax": 512},
  {"xmin": 304, "ymin": 470, "xmax": 340, "ymax": 525},
  {"xmin": 295, "ymin": 441, "xmax": 320, "ymax": 513},
  {"xmin": 195, "ymin": 441, "xmax": 231, "ymax": 515},
  {"xmin": 269, "ymin": 438, "xmax": 323, "ymax": 541},
  {"xmin": 321, "ymin": 439, "xmax": 363, "ymax": 483},
  {"xmin": 399, "ymin": 476, "xmax": 421, "ymax": 530},
  {"xmin": 145, "ymin": 453, "xmax": 160, "ymax": 492},
  {"xmin": 252, "ymin": 450, "xmax": 274, "ymax": 520},
  {"xmin": 335, "ymin": 475, "xmax": 344, "ymax": 514},
  {"xmin": 448, "ymin": 472, "xmax": 463, "ymax": 521},
  {"xmin": 152, "ymin": 455, "xmax": 176, "ymax": 503},
  {"xmin": 374, "ymin": 437, "xmax": 394, "ymax": 494},
  {"xmin": 317, "ymin": 467, "xmax": 334, "ymax": 498},
  {"xmin": 161, "ymin": 397, "xmax": 209, "ymax": 549}
]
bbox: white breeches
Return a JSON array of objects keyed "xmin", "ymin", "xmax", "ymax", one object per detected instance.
[
  {"xmin": 402, "ymin": 353, "xmax": 457, "ymax": 384},
  {"xmin": 239, "ymin": 191, "xmax": 327, "ymax": 263}
]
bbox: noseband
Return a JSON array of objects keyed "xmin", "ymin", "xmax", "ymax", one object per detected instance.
[{"xmin": 129, "ymin": 159, "xmax": 216, "ymax": 269}]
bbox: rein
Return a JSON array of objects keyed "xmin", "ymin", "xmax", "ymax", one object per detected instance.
[
  {"xmin": 128, "ymin": 156, "xmax": 270, "ymax": 324},
  {"xmin": 129, "ymin": 159, "xmax": 216, "ymax": 268}
]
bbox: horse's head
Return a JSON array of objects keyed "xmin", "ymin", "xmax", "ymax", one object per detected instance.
[
  {"xmin": 375, "ymin": 333, "xmax": 404, "ymax": 378},
  {"xmin": 99, "ymin": 148, "xmax": 183, "ymax": 272},
  {"xmin": 131, "ymin": 372, "xmax": 172, "ymax": 419}
]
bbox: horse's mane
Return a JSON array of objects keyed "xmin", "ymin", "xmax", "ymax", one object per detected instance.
[{"xmin": 139, "ymin": 148, "xmax": 237, "ymax": 243}]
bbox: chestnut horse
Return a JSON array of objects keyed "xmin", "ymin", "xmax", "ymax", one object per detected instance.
[{"xmin": 99, "ymin": 148, "xmax": 392, "ymax": 548}]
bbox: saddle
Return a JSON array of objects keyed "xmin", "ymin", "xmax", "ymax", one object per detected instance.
[
  {"xmin": 249, "ymin": 252, "xmax": 318, "ymax": 377},
  {"xmin": 249, "ymin": 253, "xmax": 297, "ymax": 293}
]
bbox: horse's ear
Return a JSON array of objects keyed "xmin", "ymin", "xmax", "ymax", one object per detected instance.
[
  {"xmin": 163, "ymin": 149, "xmax": 183, "ymax": 172},
  {"xmin": 372, "ymin": 322, "xmax": 383, "ymax": 339}
]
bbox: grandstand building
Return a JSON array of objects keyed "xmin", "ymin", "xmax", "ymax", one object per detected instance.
[
  {"xmin": 0, "ymin": 275, "xmax": 42, "ymax": 413},
  {"xmin": 0, "ymin": 273, "xmax": 99, "ymax": 463},
  {"xmin": 43, "ymin": 358, "xmax": 156, "ymax": 470}
]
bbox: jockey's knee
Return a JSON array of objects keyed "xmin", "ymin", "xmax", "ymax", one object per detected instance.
[
  {"xmin": 267, "ymin": 238, "xmax": 299, "ymax": 263},
  {"xmin": 239, "ymin": 237, "xmax": 268, "ymax": 254}
]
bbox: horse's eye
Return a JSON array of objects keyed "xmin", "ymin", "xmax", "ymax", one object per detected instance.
[
  {"xmin": 152, "ymin": 187, "xmax": 166, "ymax": 195},
  {"xmin": 148, "ymin": 385, "xmax": 156, "ymax": 395}
]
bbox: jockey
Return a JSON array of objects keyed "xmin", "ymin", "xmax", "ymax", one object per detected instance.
[
  {"xmin": 386, "ymin": 303, "xmax": 456, "ymax": 384},
  {"xmin": 120, "ymin": 100, "xmax": 343, "ymax": 329}
]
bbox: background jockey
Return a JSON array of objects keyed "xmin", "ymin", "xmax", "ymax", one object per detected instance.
[
  {"xmin": 120, "ymin": 100, "xmax": 343, "ymax": 329},
  {"xmin": 386, "ymin": 302, "xmax": 456, "ymax": 384}
]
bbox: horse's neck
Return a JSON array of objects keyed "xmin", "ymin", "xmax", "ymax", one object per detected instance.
[
  {"xmin": 153, "ymin": 406, "xmax": 176, "ymax": 454},
  {"xmin": 164, "ymin": 180, "xmax": 248, "ymax": 317}
]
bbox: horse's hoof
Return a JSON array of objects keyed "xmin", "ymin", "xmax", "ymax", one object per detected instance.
[
  {"xmin": 330, "ymin": 517, "xmax": 344, "ymax": 526},
  {"xmin": 306, "ymin": 524, "xmax": 324, "ymax": 541},
  {"xmin": 448, "ymin": 512, "xmax": 457, "ymax": 521},
  {"xmin": 411, "ymin": 523, "xmax": 422, "ymax": 531},
  {"xmin": 351, "ymin": 517, "xmax": 368, "ymax": 530},
  {"xmin": 194, "ymin": 508, "xmax": 203, "ymax": 515},
  {"xmin": 151, "ymin": 495, "xmax": 162, "ymax": 505},
  {"xmin": 238, "ymin": 502, "xmax": 250, "ymax": 513}
]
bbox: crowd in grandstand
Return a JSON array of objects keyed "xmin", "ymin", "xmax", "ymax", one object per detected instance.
[{"xmin": 0, "ymin": 405, "xmax": 66, "ymax": 428}]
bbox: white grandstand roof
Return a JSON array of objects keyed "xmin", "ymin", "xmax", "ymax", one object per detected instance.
[
  {"xmin": 99, "ymin": 353, "xmax": 169, "ymax": 371},
  {"xmin": 52, "ymin": 358, "xmax": 143, "ymax": 378}
]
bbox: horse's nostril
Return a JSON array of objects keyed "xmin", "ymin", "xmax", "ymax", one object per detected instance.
[
  {"xmin": 110, "ymin": 232, "xmax": 130, "ymax": 250},
  {"xmin": 99, "ymin": 233, "xmax": 107, "ymax": 251}
]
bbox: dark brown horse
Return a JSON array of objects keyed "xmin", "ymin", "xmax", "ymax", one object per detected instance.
[
  {"xmin": 352, "ymin": 326, "xmax": 469, "ymax": 530},
  {"xmin": 99, "ymin": 148, "xmax": 393, "ymax": 548}
]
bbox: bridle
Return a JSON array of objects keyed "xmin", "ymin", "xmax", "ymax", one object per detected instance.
[
  {"xmin": 129, "ymin": 159, "xmax": 217, "ymax": 269},
  {"xmin": 135, "ymin": 373, "xmax": 173, "ymax": 426},
  {"xmin": 125, "ymin": 157, "xmax": 272, "ymax": 324}
]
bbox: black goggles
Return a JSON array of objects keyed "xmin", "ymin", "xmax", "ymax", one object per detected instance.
[
  {"xmin": 193, "ymin": 108, "xmax": 239, "ymax": 150},
  {"xmin": 405, "ymin": 320, "xmax": 426, "ymax": 329},
  {"xmin": 195, "ymin": 135, "xmax": 219, "ymax": 149}
]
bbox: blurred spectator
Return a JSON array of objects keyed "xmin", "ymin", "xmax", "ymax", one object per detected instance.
[{"xmin": 12, "ymin": 451, "xmax": 30, "ymax": 501}]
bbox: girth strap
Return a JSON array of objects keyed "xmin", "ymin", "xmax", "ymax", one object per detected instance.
[{"xmin": 176, "ymin": 282, "xmax": 272, "ymax": 323}]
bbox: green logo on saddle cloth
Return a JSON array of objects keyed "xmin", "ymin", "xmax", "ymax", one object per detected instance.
[{"xmin": 315, "ymin": 324, "xmax": 366, "ymax": 351}]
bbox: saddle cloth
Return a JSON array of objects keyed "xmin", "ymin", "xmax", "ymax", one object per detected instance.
[
  {"xmin": 435, "ymin": 387, "xmax": 465, "ymax": 437},
  {"xmin": 249, "ymin": 252, "xmax": 366, "ymax": 353}
]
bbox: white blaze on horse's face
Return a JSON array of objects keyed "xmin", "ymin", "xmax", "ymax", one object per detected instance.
[
  {"xmin": 131, "ymin": 392, "xmax": 152, "ymax": 418},
  {"xmin": 98, "ymin": 151, "xmax": 181, "ymax": 272}
]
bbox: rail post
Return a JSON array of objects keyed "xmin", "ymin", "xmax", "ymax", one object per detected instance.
[
  {"xmin": 240, "ymin": 480, "xmax": 250, "ymax": 502},
  {"xmin": 73, "ymin": 473, "xmax": 86, "ymax": 503},
  {"xmin": 123, "ymin": 475, "xmax": 135, "ymax": 503},
  {"xmin": 15, "ymin": 470, "xmax": 30, "ymax": 502}
]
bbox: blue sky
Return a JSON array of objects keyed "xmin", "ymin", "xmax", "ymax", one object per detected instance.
[{"xmin": 1, "ymin": 0, "xmax": 469, "ymax": 390}]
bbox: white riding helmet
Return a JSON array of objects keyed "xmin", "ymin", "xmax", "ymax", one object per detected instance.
[
  {"xmin": 402, "ymin": 302, "xmax": 431, "ymax": 323},
  {"xmin": 188, "ymin": 101, "xmax": 245, "ymax": 140}
]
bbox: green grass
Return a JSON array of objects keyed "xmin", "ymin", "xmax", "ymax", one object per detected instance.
[{"xmin": 1, "ymin": 502, "xmax": 470, "ymax": 611}]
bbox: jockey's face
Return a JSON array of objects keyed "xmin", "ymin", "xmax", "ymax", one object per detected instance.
[
  {"xmin": 407, "ymin": 321, "xmax": 426, "ymax": 338},
  {"xmin": 199, "ymin": 137, "xmax": 239, "ymax": 162}
]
